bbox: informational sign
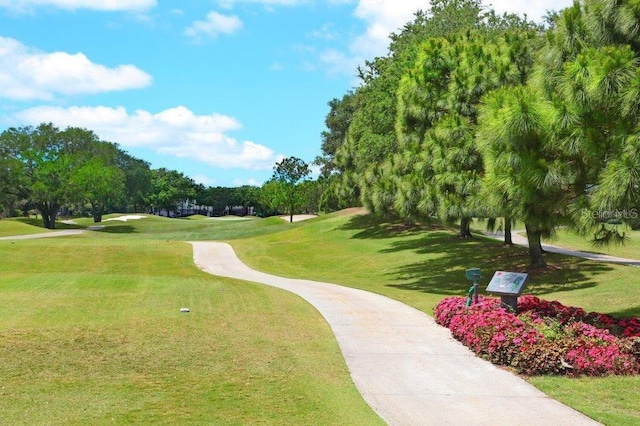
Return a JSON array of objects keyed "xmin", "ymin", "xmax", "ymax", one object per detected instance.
[{"xmin": 486, "ymin": 271, "xmax": 528, "ymax": 296}]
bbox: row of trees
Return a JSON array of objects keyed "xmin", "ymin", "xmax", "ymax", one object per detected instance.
[
  {"xmin": 0, "ymin": 123, "xmax": 149, "ymax": 228},
  {"xmin": 0, "ymin": 123, "xmax": 318, "ymax": 229},
  {"xmin": 316, "ymin": 0, "xmax": 640, "ymax": 268}
]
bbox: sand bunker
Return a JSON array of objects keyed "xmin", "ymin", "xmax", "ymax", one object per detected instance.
[
  {"xmin": 104, "ymin": 215, "xmax": 147, "ymax": 222},
  {"xmin": 279, "ymin": 214, "xmax": 318, "ymax": 222}
]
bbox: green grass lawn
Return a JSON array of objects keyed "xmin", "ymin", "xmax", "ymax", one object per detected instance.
[
  {"xmin": 2, "ymin": 210, "xmax": 640, "ymax": 424},
  {"xmin": 229, "ymin": 209, "xmax": 640, "ymax": 425},
  {"xmin": 0, "ymin": 219, "xmax": 382, "ymax": 425},
  {"xmin": 474, "ymin": 218, "xmax": 640, "ymax": 261},
  {"xmin": 231, "ymin": 210, "xmax": 640, "ymax": 318},
  {"xmin": 541, "ymin": 227, "xmax": 640, "ymax": 260},
  {"xmin": 0, "ymin": 217, "xmax": 56, "ymax": 237}
]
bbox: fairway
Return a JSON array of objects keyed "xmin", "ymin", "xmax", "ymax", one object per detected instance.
[
  {"xmin": 2, "ymin": 210, "xmax": 640, "ymax": 424},
  {"xmin": 0, "ymin": 215, "xmax": 382, "ymax": 425}
]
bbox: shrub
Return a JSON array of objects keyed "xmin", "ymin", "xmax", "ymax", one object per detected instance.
[
  {"xmin": 518, "ymin": 295, "xmax": 640, "ymax": 338},
  {"xmin": 434, "ymin": 296, "xmax": 640, "ymax": 376}
]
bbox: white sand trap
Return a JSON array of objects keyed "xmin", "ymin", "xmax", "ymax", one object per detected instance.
[
  {"xmin": 279, "ymin": 214, "xmax": 318, "ymax": 222},
  {"xmin": 104, "ymin": 215, "xmax": 147, "ymax": 222}
]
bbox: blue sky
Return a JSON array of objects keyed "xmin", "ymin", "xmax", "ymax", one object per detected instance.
[{"xmin": 0, "ymin": 0, "xmax": 572, "ymax": 188}]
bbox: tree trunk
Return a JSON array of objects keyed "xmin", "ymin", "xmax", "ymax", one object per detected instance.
[
  {"xmin": 459, "ymin": 217, "xmax": 472, "ymax": 238},
  {"xmin": 41, "ymin": 210, "xmax": 56, "ymax": 229},
  {"xmin": 93, "ymin": 209, "xmax": 103, "ymax": 223},
  {"xmin": 289, "ymin": 195, "xmax": 294, "ymax": 222},
  {"xmin": 92, "ymin": 202, "xmax": 103, "ymax": 223},
  {"xmin": 37, "ymin": 201, "xmax": 59, "ymax": 229},
  {"xmin": 504, "ymin": 216, "xmax": 513, "ymax": 246},
  {"xmin": 525, "ymin": 223, "xmax": 547, "ymax": 268},
  {"xmin": 44, "ymin": 211, "xmax": 56, "ymax": 229}
]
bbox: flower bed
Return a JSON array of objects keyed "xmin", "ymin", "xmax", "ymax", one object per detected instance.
[{"xmin": 434, "ymin": 295, "xmax": 640, "ymax": 376}]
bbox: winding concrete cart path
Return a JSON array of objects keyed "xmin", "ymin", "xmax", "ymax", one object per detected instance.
[
  {"xmin": 485, "ymin": 231, "xmax": 640, "ymax": 266},
  {"xmin": 190, "ymin": 241, "xmax": 600, "ymax": 426},
  {"xmin": 0, "ymin": 230, "xmax": 84, "ymax": 240}
]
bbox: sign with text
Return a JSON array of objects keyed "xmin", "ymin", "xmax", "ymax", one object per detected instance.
[{"xmin": 486, "ymin": 271, "xmax": 529, "ymax": 296}]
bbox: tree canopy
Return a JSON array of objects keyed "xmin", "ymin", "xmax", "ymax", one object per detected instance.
[
  {"xmin": 268, "ymin": 156, "xmax": 311, "ymax": 223},
  {"xmin": 0, "ymin": 123, "xmax": 193, "ymax": 226},
  {"xmin": 320, "ymin": 0, "xmax": 640, "ymax": 267},
  {"xmin": 0, "ymin": 123, "xmax": 129, "ymax": 228}
]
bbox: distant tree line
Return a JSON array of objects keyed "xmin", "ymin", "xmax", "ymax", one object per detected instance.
[
  {"xmin": 315, "ymin": 0, "xmax": 640, "ymax": 268},
  {"xmin": 0, "ymin": 124, "xmax": 321, "ymax": 229}
]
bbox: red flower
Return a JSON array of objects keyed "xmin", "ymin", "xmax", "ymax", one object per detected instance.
[{"xmin": 434, "ymin": 296, "xmax": 640, "ymax": 376}]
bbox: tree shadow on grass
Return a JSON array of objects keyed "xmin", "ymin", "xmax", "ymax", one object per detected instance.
[
  {"xmin": 17, "ymin": 218, "xmax": 84, "ymax": 230},
  {"xmin": 339, "ymin": 213, "xmax": 443, "ymax": 239},
  {"xmin": 17, "ymin": 218, "xmax": 137, "ymax": 234},
  {"xmin": 341, "ymin": 214, "xmax": 610, "ymax": 297},
  {"xmin": 385, "ymin": 234, "xmax": 607, "ymax": 297},
  {"xmin": 93, "ymin": 225, "xmax": 137, "ymax": 234},
  {"xmin": 608, "ymin": 305, "xmax": 640, "ymax": 318}
]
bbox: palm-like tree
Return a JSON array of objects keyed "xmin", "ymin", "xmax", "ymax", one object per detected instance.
[
  {"xmin": 532, "ymin": 0, "xmax": 640, "ymax": 244},
  {"xmin": 395, "ymin": 29, "xmax": 539, "ymax": 238},
  {"xmin": 477, "ymin": 86, "xmax": 566, "ymax": 267}
]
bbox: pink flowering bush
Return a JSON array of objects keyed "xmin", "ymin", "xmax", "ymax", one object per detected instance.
[
  {"xmin": 518, "ymin": 295, "xmax": 640, "ymax": 338},
  {"xmin": 434, "ymin": 296, "xmax": 640, "ymax": 376}
]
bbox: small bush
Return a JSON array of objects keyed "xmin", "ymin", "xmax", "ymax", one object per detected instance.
[{"xmin": 434, "ymin": 296, "xmax": 640, "ymax": 376}]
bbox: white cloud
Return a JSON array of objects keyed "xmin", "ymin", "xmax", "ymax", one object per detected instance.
[
  {"xmin": 0, "ymin": 36, "xmax": 152, "ymax": 101},
  {"xmin": 309, "ymin": 163, "xmax": 321, "ymax": 179},
  {"xmin": 185, "ymin": 11, "xmax": 243, "ymax": 39},
  {"xmin": 10, "ymin": 105, "xmax": 279, "ymax": 170},
  {"xmin": 344, "ymin": 0, "xmax": 574, "ymax": 61},
  {"xmin": 488, "ymin": 0, "xmax": 573, "ymax": 22},
  {"xmin": 0, "ymin": 0, "xmax": 156, "ymax": 12},
  {"xmin": 218, "ymin": 0, "xmax": 352, "ymax": 8},
  {"xmin": 313, "ymin": 0, "xmax": 424, "ymax": 78},
  {"xmin": 232, "ymin": 177, "xmax": 261, "ymax": 186},
  {"xmin": 316, "ymin": 0, "xmax": 574, "ymax": 78},
  {"xmin": 318, "ymin": 48, "xmax": 360, "ymax": 75},
  {"xmin": 309, "ymin": 23, "xmax": 340, "ymax": 41},
  {"xmin": 193, "ymin": 174, "xmax": 217, "ymax": 186},
  {"xmin": 350, "ymin": 0, "xmax": 427, "ymax": 58},
  {"xmin": 217, "ymin": 0, "xmax": 308, "ymax": 8}
]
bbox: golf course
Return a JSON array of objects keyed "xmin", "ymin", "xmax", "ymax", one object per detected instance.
[{"xmin": 1, "ymin": 209, "xmax": 639, "ymax": 425}]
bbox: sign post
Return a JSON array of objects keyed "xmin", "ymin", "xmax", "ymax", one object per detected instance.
[
  {"xmin": 465, "ymin": 268, "xmax": 481, "ymax": 307},
  {"xmin": 485, "ymin": 271, "xmax": 529, "ymax": 312}
]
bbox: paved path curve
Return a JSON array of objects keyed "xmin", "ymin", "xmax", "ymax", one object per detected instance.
[
  {"xmin": 0, "ymin": 230, "xmax": 84, "ymax": 240},
  {"xmin": 190, "ymin": 242, "xmax": 599, "ymax": 426},
  {"xmin": 486, "ymin": 231, "xmax": 640, "ymax": 266}
]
